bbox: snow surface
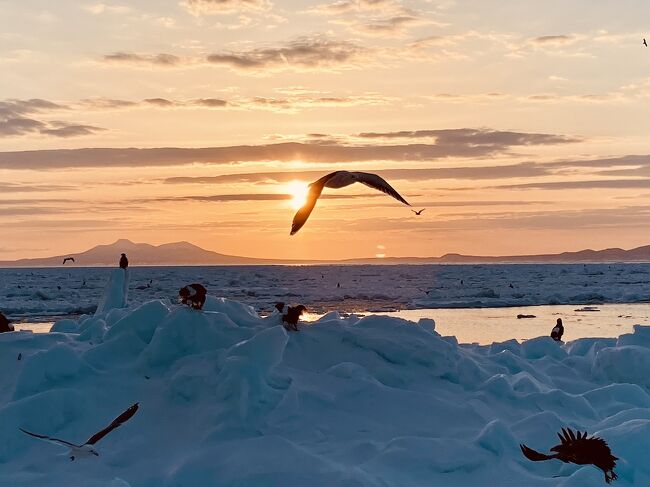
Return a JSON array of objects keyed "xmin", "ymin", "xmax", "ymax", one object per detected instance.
[
  {"xmin": 1, "ymin": 274, "xmax": 650, "ymax": 485},
  {"xmin": 2, "ymin": 263, "xmax": 650, "ymax": 320}
]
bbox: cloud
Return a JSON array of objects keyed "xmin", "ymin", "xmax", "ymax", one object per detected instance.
[
  {"xmin": 532, "ymin": 35, "xmax": 576, "ymax": 45},
  {"xmin": 0, "ymin": 99, "xmax": 105, "ymax": 138},
  {"xmin": 142, "ymin": 193, "xmax": 384, "ymax": 203},
  {"xmin": 77, "ymin": 93, "xmax": 394, "ymax": 113},
  {"xmin": 0, "ymin": 128, "xmax": 576, "ymax": 170},
  {"xmin": 181, "ymin": 0, "xmax": 271, "ymax": 15},
  {"xmin": 496, "ymin": 179, "xmax": 650, "ymax": 190},
  {"xmin": 163, "ymin": 162, "xmax": 552, "ymax": 185},
  {"xmin": 205, "ymin": 36, "xmax": 368, "ymax": 72},
  {"xmin": 355, "ymin": 128, "xmax": 579, "ymax": 146},
  {"xmin": 103, "ymin": 52, "xmax": 182, "ymax": 66},
  {"xmin": 83, "ymin": 3, "xmax": 132, "ymax": 15},
  {"xmin": 0, "ymin": 182, "xmax": 73, "ymax": 192},
  {"xmin": 310, "ymin": 0, "xmax": 394, "ymax": 15}
]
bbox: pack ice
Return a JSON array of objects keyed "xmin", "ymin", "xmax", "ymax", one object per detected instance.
[{"xmin": 1, "ymin": 269, "xmax": 650, "ymax": 486}]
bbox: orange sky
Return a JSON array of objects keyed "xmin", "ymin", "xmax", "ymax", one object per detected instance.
[{"xmin": 2, "ymin": 1, "xmax": 650, "ymax": 260}]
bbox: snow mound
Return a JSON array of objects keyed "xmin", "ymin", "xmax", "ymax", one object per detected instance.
[{"xmin": 1, "ymin": 290, "xmax": 650, "ymax": 485}]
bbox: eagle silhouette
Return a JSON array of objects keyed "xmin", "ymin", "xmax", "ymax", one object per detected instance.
[{"xmin": 520, "ymin": 428, "xmax": 618, "ymax": 483}]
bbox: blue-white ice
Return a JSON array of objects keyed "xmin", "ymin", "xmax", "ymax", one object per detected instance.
[
  {"xmin": 2, "ymin": 263, "xmax": 650, "ymax": 320},
  {"xmin": 1, "ymin": 269, "xmax": 650, "ymax": 485}
]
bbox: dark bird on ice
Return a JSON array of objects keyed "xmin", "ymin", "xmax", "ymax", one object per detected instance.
[
  {"xmin": 274, "ymin": 302, "xmax": 307, "ymax": 331},
  {"xmin": 290, "ymin": 171, "xmax": 410, "ymax": 235},
  {"xmin": 520, "ymin": 428, "xmax": 618, "ymax": 483},
  {"xmin": 411, "ymin": 209, "xmax": 425, "ymax": 215},
  {"xmin": 0, "ymin": 312, "xmax": 14, "ymax": 333},
  {"xmin": 20, "ymin": 402, "xmax": 139, "ymax": 461},
  {"xmin": 179, "ymin": 283, "xmax": 207, "ymax": 310},
  {"xmin": 551, "ymin": 318, "xmax": 564, "ymax": 341},
  {"xmin": 62, "ymin": 257, "xmax": 75, "ymax": 265},
  {"xmin": 119, "ymin": 253, "xmax": 129, "ymax": 269},
  {"xmin": 644, "ymin": 38, "xmax": 647, "ymax": 47}
]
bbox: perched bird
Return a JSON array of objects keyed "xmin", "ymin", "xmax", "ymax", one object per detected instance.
[
  {"xmin": 119, "ymin": 253, "xmax": 129, "ymax": 269},
  {"xmin": 274, "ymin": 302, "xmax": 307, "ymax": 331},
  {"xmin": 411, "ymin": 209, "xmax": 425, "ymax": 215},
  {"xmin": 290, "ymin": 171, "xmax": 410, "ymax": 235},
  {"xmin": 0, "ymin": 312, "xmax": 14, "ymax": 333},
  {"xmin": 551, "ymin": 318, "xmax": 564, "ymax": 341},
  {"xmin": 644, "ymin": 38, "xmax": 647, "ymax": 47},
  {"xmin": 62, "ymin": 257, "xmax": 75, "ymax": 265},
  {"xmin": 20, "ymin": 403, "xmax": 139, "ymax": 461},
  {"xmin": 520, "ymin": 428, "xmax": 618, "ymax": 483},
  {"xmin": 179, "ymin": 283, "xmax": 207, "ymax": 310}
]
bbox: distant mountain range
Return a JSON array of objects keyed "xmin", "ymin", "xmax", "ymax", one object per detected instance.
[{"xmin": 2, "ymin": 239, "xmax": 650, "ymax": 267}]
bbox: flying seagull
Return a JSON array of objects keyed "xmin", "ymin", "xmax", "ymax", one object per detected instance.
[
  {"xmin": 411, "ymin": 209, "xmax": 425, "ymax": 215},
  {"xmin": 644, "ymin": 38, "xmax": 647, "ymax": 47},
  {"xmin": 290, "ymin": 171, "xmax": 410, "ymax": 235},
  {"xmin": 520, "ymin": 428, "xmax": 618, "ymax": 483},
  {"xmin": 20, "ymin": 402, "xmax": 139, "ymax": 461},
  {"xmin": 62, "ymin": 257, "xmax": 75, "ymax": 265}
]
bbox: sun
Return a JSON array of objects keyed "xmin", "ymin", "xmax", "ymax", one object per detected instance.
[{"xmin": 286, "ymin": 180, "xmax": 309, "ymax": 210}]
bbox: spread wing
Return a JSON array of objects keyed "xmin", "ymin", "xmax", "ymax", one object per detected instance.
[
  {"xmin": 20, "ymin": 428, "xmax": 79, "ymax": 448},
  {"xmin": 85, "ymin": 403, "xmax": 139, "ymax": 445},
  {"xmin": 520, "ymin": 444, "xmax": 555, "ymax": 461},
  {"xmin": 352, "ymin": 172, "xmax": 410, "ymax": 206},
  {"xmin": 290, "ymin": 183, "xmax": 326, "ymax": 235}
]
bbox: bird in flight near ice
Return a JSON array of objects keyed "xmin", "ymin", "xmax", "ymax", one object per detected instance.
[
  {"xmin": 290, "ymin": 171, "xmax": 410, "ymax": 235},
  {"xmin": 520, "ymin": 428, "xmax": 618, "ymax": 483},
  {"xmin": 644, "ymin": 38, "xmax": 648, "ymax": 47},
  {"xmin": 20, "ymin": 402, "xmax": 139, "ymax": 461},
  {"xmin": 62, "ymin": 257, "xmax": 75, "ymax": 265},
  {"xmin": 411, "ymin": 209, "xmax": 425, "ymax": 215}
]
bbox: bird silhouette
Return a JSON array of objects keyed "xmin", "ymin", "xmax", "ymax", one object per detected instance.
[
  {"xmin": 21, "ymin": 403, "xmax": 139, "ymax": 461},
  {"xmin": 411, "ymin": 209, "xmax": 425, "ymax": 215},
  {"xmin": 62, "ymin": 257, "xmax": 75, "ymax": 265},
  {"xmin": 644, "ymin": 38, "xmax": 647, "ymax": 47},
  {"xmin": 520, "ymin": 428, "xmax": 618, "ymax": 483},
  {"xmin": 290, "ymin": 171, "xmax": 410, "ymax": 235}
]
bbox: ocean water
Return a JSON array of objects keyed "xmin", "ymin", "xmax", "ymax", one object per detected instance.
[{"xmin": 3, "ymin": 263, "xmax": 650, "ymax": 342}]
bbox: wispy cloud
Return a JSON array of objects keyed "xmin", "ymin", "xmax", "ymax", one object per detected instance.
[
  {"xmin": 181, "ymin": 0, "xmax": 271, "ymax": 15},
  {"xmin": 102, "ymin": 52, "xmax": 183, "ymax": 66},
  {"xmin": 205, "ymin": 36, "xmax": 369, "ymax": 72},
  {"xmin": 0, "ymin": 99, "xmax": 104, "ymax": 138},
  {"xmin": 0, "ymin": 128, "xmax": 577, "ymax": 169}
]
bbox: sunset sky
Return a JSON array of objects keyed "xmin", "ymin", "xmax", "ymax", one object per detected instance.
[{"xmin": 2, "ymin": 0, "xmax": 650, "ymax": 260}]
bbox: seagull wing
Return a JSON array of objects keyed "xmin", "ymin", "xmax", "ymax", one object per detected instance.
[
  {"xmin": 84, "ymin": 403, "xmax": 139, "ymax": 445},
  {"xmin": 20, "ymin": 428, "xmax": 79, "ymax": 448},
  {"xmin": 290, "ymin": 182, "xmax": 326, "ymax": 235},
  {"xmin": 351, "ymin": 172, "xmax": 410, "ymax": 206},
  {"xmin": 520, "ymin": 444, "xmax": 555, "ymax": 461}
]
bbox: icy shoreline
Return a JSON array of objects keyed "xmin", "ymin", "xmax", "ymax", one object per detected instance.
[
  {"xmin": 2, "ymin": 263, "xmax": 650, "ymax": 321},
  {"xmin": 2, "ymin": 282, "xmax": 650, "ymax": 485}
]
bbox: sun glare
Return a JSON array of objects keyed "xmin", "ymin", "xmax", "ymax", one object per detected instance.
[{"xmin": 287, "ymin": 180, "xmax": 309, "ymax": 210}]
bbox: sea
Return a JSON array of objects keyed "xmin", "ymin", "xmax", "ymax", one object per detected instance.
[{"xmin": 3, "ymin": 263, "xmax": 650, "ymax": 344}]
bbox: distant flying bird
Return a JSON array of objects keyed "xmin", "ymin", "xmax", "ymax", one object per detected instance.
[
  {"xmin": 20, "ymin": 403, "xmax": 139, "ymax": 461},
  {"xmin": 520, "ymin": 428, "xmax": 618, "ymax": 483},
  {"xmin": 411, "ymin": 209, "xmax": 425, "ymax": 215},
  {"xmin": 644, "ymin": 38, "xmax": 647, "ymax": 47},
  {"xmin": 119, "ymin": 253, "xmax": 129, "ymax": 269},
  {"xmin": 290, "ymin": 171, "xmax": 410, "ymax": 235},
  {"xmin": 62, "ymin": 257, "xmax": 75, "ymax": 265}
]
